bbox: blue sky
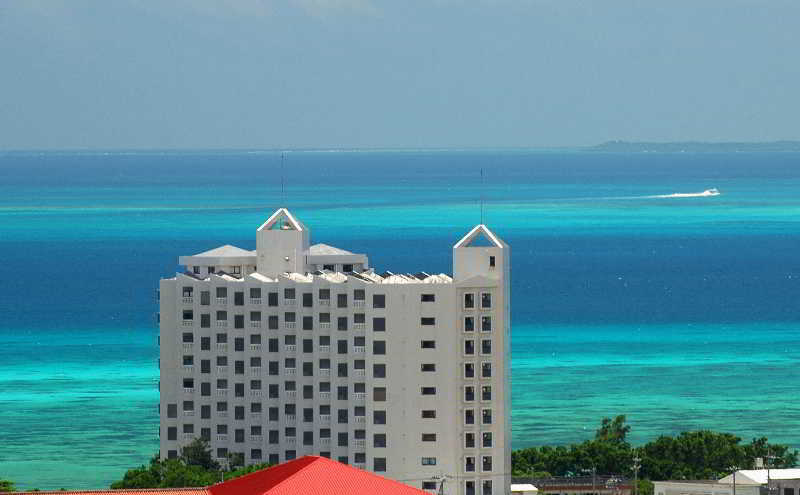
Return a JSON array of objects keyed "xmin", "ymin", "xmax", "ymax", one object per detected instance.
[{"xmin": 1, "ymin": 0, "xmax": 798, "ymax": 149}]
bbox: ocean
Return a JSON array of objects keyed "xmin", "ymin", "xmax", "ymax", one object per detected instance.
[{"xmin": 0, "ymin": 150, "xmax": 798, "ymax": 489}]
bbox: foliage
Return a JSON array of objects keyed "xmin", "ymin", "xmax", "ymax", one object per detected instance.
[
  {"xmin": 512, "ymin": 416, "xmax": 798, "ymax": 482},
  {"xmin": 111, "ymin": 440, "xmax": 273, "ymax": 489},
  {"xmin": 0, "ymin": 480, "xmax": 15, "ymax": 493}
]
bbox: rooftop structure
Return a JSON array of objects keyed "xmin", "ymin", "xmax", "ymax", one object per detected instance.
[{"xmin": 159, "ymin": 208, "xmax": 511, "ymax": 495}]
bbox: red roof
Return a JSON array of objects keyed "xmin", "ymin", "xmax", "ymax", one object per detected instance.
[
  {"xmin": 208, "ymin": 456, "xmax": 430, "ymax": 495},
  {"xmin": 14, "ymin": 490, "xmax": 208, "ymax": 495}
]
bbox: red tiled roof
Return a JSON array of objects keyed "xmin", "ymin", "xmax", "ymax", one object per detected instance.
[
  {"xmin": 208, "ymin": 456, "xmax": 430, "ymax": 495},
  {"xmin": 14, "ymin": 490, "xmax": 208, "ymax": 495}
]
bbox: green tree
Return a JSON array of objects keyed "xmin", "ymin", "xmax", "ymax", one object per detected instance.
[
  {"xmin": 0, "ymin": 479, "xmax": 15, "ymax": 493},
  {"xmin": 180, "ymin": 438, "xmax": 220, "ymax": 471},
  {"xmin": 596, "ymin": 415, "xmax": 631, "ymax": 444}
]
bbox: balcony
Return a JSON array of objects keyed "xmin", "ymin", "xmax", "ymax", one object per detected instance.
[
  {"xmin": 285, "ymin": 414, "xmax": 296, "ymax": 424},
  {"xmin": 218, "ymin": 411, "xmax": 228, "ymax": 418},
  {"xmin": 217, "ymin": 366, "xmax": 228, "ymax": 374},
  {"xmin": 216, "ymin": 298, "xmax": 227, "ymax": 305},
  {"xmin": 319, "ymin": 369, "xmax": 331, "ymax": 377},
  {"xmin": 216, "ymin": 321, "xmax": 227, "ymax": 327},
  {"xmin": 286, "ymin": 390, "xmax": 297, "ymax": 400},
  {"xmin": 285, "ymin": 368, "xmax": 296, "ymax": 377},
  {"xmin": 354, "ymin": 369, "xmax": 366, "ymax": 377},
  {"xmin": 216, "ymin": 343, "xmax": 228, "ymax": 352},
  {"xmin": 285, "ymin": 322, "xmax": 296, "ymax": 329},
  {"xmin": 319, "ymin": 391, "xmax": 331, "ymax": 401},
  {"xmin": 250, "ymin": 321, "xmax": 261, "ymax": 328},
  {"xmin": 353, "ymin": 323, "xmax": 366, "ymax": 331},
  {"xmin": 182, "ymin": 343, "xmax": 193, "ymax": 351},
  {"xmin": 182, "ymin": 297, "xmax": 193, "ymax": 304},
  {"xmin": 249, "ymin": 367, "xmax": 261, "ymax": 376},
  {"xmin": 250, "ymin": 344, "xmax": 261, "ymax": 351},
  {"xmin": 318, "ymin": 345, "xmax": 330, "ymax": 353},
  {"xmin": 353, "ymin": 346, "xmax": 366, "ymax": 354},
  {"xmin": 183, "ymin": 388, "xmax": 194, "ymax": 394},
  {"xmin": 353, "ymin": 392, "xmax": 366, "ymax": 402},
  {"xmin": 354, "ymin": 439, "xmax": 366, "ymax": 448},
  {"xmin": 284, "ymin": 299, "xmax": 297, "ymax": 306},
  {"xmin": 250, "ymin": 298, "xmax": 262, "ymax": 305},
  {"xmin": 182, "ymin": 320, "xmax": 193, "ymax": 327},
  {"xmin": 353, "ymin": 300, "xmax": 365, "ymax": 308},
  {"xmin": 354, "ymin": 416, "xmax": 366, "ymax": 424},
  {"xmin": 319, "ymin": 414, "xmax": 331, "ymax": 424},
  {"xmin": 284, "ymin": 344, "xmax": 296, "ymax": 353},
  {"xmin": 320, "ymin": 437, "xmax": 331, "ymax": 446},
  {"xmin": 182, "ymin": 365, "xmax": 194, "ymax": 373},
  {"xmin": 216, "ymin": 389, "xmax": 227, "ymax": 396},
  {"xmin": 319, "ymin": 323, "xmax": 331, "ymax": 329},
  {"xmin": 319, "ymin": 299, "xmax": 331, "ymax": 307},
  {"xmin": 286, "ymin": 437, "xmax": 296, "ymax": 445},
  {"xmin": 250, "ymin": 391, "xmax": 262, "ymax": 397},
  {"xmin": 353, "ymin": 463, "xmax": 366, "ymax": 470},
  {"xmin": 183, "ymin": 410, "xmax": 194, "ymax": 417},
  {"xmin": 216, "ymin": 434, "xmax": 228, "ymax": 442},
  {"xmin": 183, "ymin": 433, "xmax": 194, "ymax": 440}
]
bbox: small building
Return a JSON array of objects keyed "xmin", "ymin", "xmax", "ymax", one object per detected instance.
[
  {"xmin": 654, "ymin": 469, "xmax": 800, "ymax": 495},
  {"xmin": 511, "ymin": 484, "xmax": 539, "ymax": 495},
  {"xmin": 512, "ymin": 476, "xmax": 632, "ymax": 495}
]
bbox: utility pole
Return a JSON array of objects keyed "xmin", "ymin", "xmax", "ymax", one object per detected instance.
[
  {"xmin": 728, "ymin": 465, "xmax": 739, "ymax": 495},
  {"xmin": 632, "ymin": 454, "xmax": 642, "ymax": 495}
]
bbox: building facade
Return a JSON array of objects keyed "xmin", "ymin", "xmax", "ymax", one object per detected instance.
[{"xmin": 159, "ymin": 208, "xmax": 511, "ymax": 495}]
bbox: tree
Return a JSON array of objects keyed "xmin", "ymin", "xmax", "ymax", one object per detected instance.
[
  {"xmin": 0, "ymin": 479, "xmax": 15, "ymax": 493},
  {"xmin": 180, "ymin": 438, "xmax": 220, "ymax": 471},
  {"xmin": 596, "ymin": 416, "xmax": 631, "ymax": 444}
]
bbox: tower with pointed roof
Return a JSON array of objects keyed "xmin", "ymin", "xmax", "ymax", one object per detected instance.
[{"xmin": 159, "ymin": 209, "xmax": 510, "ymax": 495}]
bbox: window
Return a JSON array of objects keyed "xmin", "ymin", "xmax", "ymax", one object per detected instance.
[
  {"xmin": 482, "ymin": 432, "xmax": 493, "ymax": 448},
  {"xmin": 338, "ymin": 408, "xmax": 348, "ymax": 423},
  {"xmin": 234, "ymin": 338, "xmax": 244, "ymax": 352},
  {"xmin": 338, "ymin": 432, "xmax": 348, "ymax": 447},
  {"xmin": 373, "ymin": 363, "xmax": 386, "ymax": 378},
  {"xmin": 201, "ymin": 382, "xmax": 211, "ymax": 396},
  {"xmin": 421, "ymin": 433, "xmax": 436, "ymax": 442},
  {"xmin": 285, "ymin": 450, "xmax": 296, "ymax": 461},
  {"xmin": 421, "ymin": 294, "xmax": 435, "ymax": 302},
  {"xmin": 200, "ymin": 290, "xmax": 210, "ymax": 305},
  {"xmin": 284, "ymin": 288, "xmax": 295, "ymax": 300},
  {"xmin": 465, "ymin": 339, "xmax": 475, "ymax": 355},
  {"xmin": 489, "ymin": 255, "xmax": 495, "ymax": 268},
  {"xmin": 421, "ymin": 340, "xmax": 435, "ymax": 349},
  {"xmin": 421, "ymin": 410, "xmax": 436, "ymax": 419},
  {"xmin": 200, "ymin": 314, "xmax": 210, "ymax": 328},
  {"xmin": 482, "ymin": 409, "xmax": 492, "ymax": 425},
  {"xmin": 465, "ymin": 432, "xmax": 475, "ymax": 448},
  {"xmin": 481, "ymin": 293, "xmax": 492, "ymax": 309},
  {"xmin": 354, "ymin": 313, "xmax": 365, "ymax": 324},
  {"xmin": 423, "ymin": 482, "xmax": 437, "ymax": 491},
  {"xmin": 303, "ymin": 362, "xmax": 313, "ymax": 376},
  {"xmin": 421, "ymin": 363, "xmax": 435, "ymax": 372},
  {"xmin": 421, "ymin": 457, "xmax": 437, "ymax": 466},
  {"xmin": 464, "ymin": 363, "xmax": 475, "ymax": 378},
  {"xmin": 269, "ymin": 408, "xmax": 278, "ymax": 422},
  {"xmin": 319, "ymin": 312, "xmax": 331, "ymax": 324},
  {"xmin": 465, "ymin": 409, "xmax": 474, "ymax": 425},
  {"xmin": 338, "ymin": 363, "xmax": 348, "ymax": 378},
  {"xmin": 302, "ymin": 316, "xmax": 313, "ymax": 330},
  {"xmin": 217, "ymin": 423, "xmax": 228, "ymax": 433},
  {"xmin": 421, "ymin": 317, "xmax": 435, "ymax": 326},
  {"xmin": 201, "ymin": 336, "xmax": 210, "ymax": 350},
  {"xmin": 303, "ymin": 339, "xmax": 313, "ymax": 353},
  {"xmin": 464, "ymin": 386, "xmax": 475, "ymax": 402},
  {"xmin": 302, "ymin": 292, "xmax": 313, "ymax": 307},
  {"xmin": 216, "ymin": 356, "xmax": 228, "ymax": 366},
  {"xmin": 250, "ymin": 334, "xmax": 261, "ymax": 345},
  {"xmin": 464, "ymin": 316, "xmax": 475, "ymax": 332},
  {"xmin": 235, "ymin": 429, "xmax": 245, "ymax": 443},
  {"xmin": 193, "ymin": 266, "xmax": 200, "ymax": 274},
  {"xmin": 164, "ymin": 427, "xmax": 176, "ymax": 441},
  {"xmin": 268, "ymin": 315, "xmax": 278, "ymax": 330},
  {"xmin": 234, "ymin": 383, "xmax": 245, "ymax": 397},
  {"xmin": 201, "ymin": 426, "xmax": 211, "ymax": 439},
  {"xmin": 372, "ymin": 294, "xmax": 385, "ymax": 308},
  {"xmin": 373, "ymin": 340, "xmax": 386, "ymax": 355},
  {"xmin": 250, "ymin": 311, "xmax": 261, "ymax": 322},
  {"xmin": 337, "ymin": 339, "xmax": 347, "ymax": 354},
  {"xmin": 303, "ymin": 385, "xmax": 313, "ymax": 399},
  {"xmin": 466, "ymin": 482, "xmax": 476, "ymax": 495},
  {"xmin": 373, "ymin": 317, "xmax": 386, "ymax": 332},
  {"xmin": 465, "ymin": 456, "xmax": 476, "ymax": 473},
  {"xmin": 284, "ymin": 312, "xmax": 296, "ymax": 323},
  {"xmin": 481, "ymin": 362, "xmax": 492, "ymax": 378},
  {"xmin": 337, "ymin": 316, "xmax": 348, "ymax": 331},
  {"xmin": 269, "ymin": 384, "xmax": 279, "ymax": 398},
  {"xmin": 482, "ymin": 385, "xmax": 491, "ymax": 401},
  {"xmin": 481, "ymin": 339, "xmax": 491, "ymax": 355},
  {"xmin": 373, "ymin": 458, "xmax": 386, "ymax": 472},
  {"xmin": 234, "ymin": 314, "xmax": 244, "ymax": 329},
  {"xmin": 354, "ymin": 289, "xmax": 365, "ymax": 301},
  {"xmin": 183, "ymin": 378, "xmax": 194, "ymax": 389},
  {"xmin": 250, "ymin": 288, "xmax": 261, "ymax": 299},
  {"xmin": 269, "ymin": 453, "xmax": 279, "ymax": 464},
  {"xmin": 481, "ymin": 316, "xmax": 492, "ymax": 332},
  {"xmin": 268, "ymin": 361, "xmax": 278, "ymax": 375},
  {"xmin": 232, "ymin": 266, "xmax": 241, "ymax": 275},
  {"xmin": 343, "ymin": 264, "xmax": 354, "ymax": 272},
  {"xmin": 251, "ymin": 402, "xmax": 262, "ymax": 413},
  {"xmin": 374, "ymin": 387, "xmax": 387, "ymax": 401},
  {"xmin": 182, "ymin": 309, "xmax": 193, "ymax": 321},
  {"xmin": 421, "ymin": 387, "xmax": 436, "ymax": 396},
  {"xmin": 201, "ymin": 405, "xmax": 211, "ymax": 418},
  {"xmin": 323, "ymin": 264, "xmax": 335, "ymax": 271},
  {"xmin": 268, "ymin": 338, "xmax": 278, "ymax": 353},
  {"xmin": 268, "ymin": 292, "xmax": 278, "ymax": 306},
  {"xmin": 374, "ymin": 433, "xmax": 387, "ymax": 448},
  {"xmin": 216, "ymin": 310, "xmax": 227, "ymax": 322},
  {"xmin": 234, "ymin": 291, "xmax": 244, "ymax": 306},
  {"xmin": 167, "ymin": 404, "xmax": 177, "ymax": 418},
  {"xmin": 482, "ymin": 455, "xmax": 492, "ymax": 472},
  {"xmin": 183, "ymin": 355, "xmax": 194, "ymax": 366},
  {"xmin": 303, "ymin": 431, "xmax": 313, "ymax": 445},
  {"xmin": 216, "ymin": 287, "xmax": 227, "ymax": 298},
  {"xmin": 337, "ymin": 294, "xmax": 347, "ymax": 308},
  {"xmin": 373, "ymin": 410, "xmax": 386, "ymax": 424},
  {"xmin": 482, "ymin": 480, "xmax": 493, "ymax": 495},
  {"xmin": 319, "ymin": 289, "xmax": 330, "ymax": 301},
  {"xmin": 464, "ymin": 293, "xmax": 475, "ymax": 309},
  {"xmin": 216, "ymin": 447, "xmax": 227, "ymax": 459},
  {"xmin": 251, "ymin": 448, "xmax": 262, "ymax": 460}
]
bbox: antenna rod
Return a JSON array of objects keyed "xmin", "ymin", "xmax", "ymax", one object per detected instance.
[
  {"xmin": 480, "ymin": 167, "xmax": 484, "ymax": 225},
  {"xmin": 281, "ymin": 153, "xmax": 285, "ymax": 207}
]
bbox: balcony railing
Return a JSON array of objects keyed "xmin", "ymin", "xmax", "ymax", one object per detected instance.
[
  {"xmin": 354, "ymin": 369, "xmax": 366, "ymax": 377},
  {"xmin": 217, "ymin": 366, "xmax": 228, "ymax": 374},
  {"xmin": 249, "ymin": 367, "xmax": 261, "ymax": 376},
  {"xmin": 284, "ymin": 344, "xmax": 296, "ymax": 353},
  {"xmin": 250, "ymin": 298, "xmax": 262, "ymax": 305},
  {"xmin": 319, "ymin": 299, "xmax": 331, "ymax": 306},
  {"xmin": 319, "ymin": 369, "xmax": 331, "ymax": 377},
  {"xmin": 284, "ymin": 299, "xmax": 297, "ymax": 306},
  {"xmin": 216, "ymin": 343, "xmax": 228, "ymax": 352},
  {"xmin": 216, "ymin": 321, "xmax": 227, "ymax": 327},
  {"xmin": 182, "ymin": 343, "xmax": 193, "ymax": 351},
  {"xmin": 286, "ymin": 437, "xmax": 296, "ymax": 445},
  {"xmin": 250, "ymin": 321, "xmax": 261, "ymax": 328},
  {"xmin": 318, "ymin": 345, "xmax": 330, "ymax": 353},
  {"xmin": 218, "ymin": 411, "xmax": 228, "ymax": 418},
  {"xmin": 353, "ymin": 463, "xmax": 366, "ymax": 470},
  {"xmin": 286, "ymin": 390, "xmax": 297, "ymax": 399},
  {"xmin": 183, "ymin": 410, "xmax": 194, "ymax": 417},
  {"xmin": 354, "ymin": 416, "xmax": 366, "ymax": 423},
  {"xmin": 250, "ymin": 344, "xmax": 261, "ymax": 351},
  {"xmin": 285, "ymin": 322, "xmax": 296, "ymax": 329},
  {"xmin": 285, "ymin": 368, "xmax": 296, "ymax": 376},
  {"xmin": 216, "ymin": 389, "xmax": 227, "ymax": 396},
  {"xmin": 216, "ymin": 298, "xmax": 227, "ymax": 305},
  {"xmin": 353, "ymin": 392, "xmax": 366, "ymax": 402},
  {"xmin": 320, "ymin": 437, "xmax": 331, "ymax": 446},
  {"xmin": 319, "ymin": 322, "xmax": 331, "ymax": 329},
  {"xmin": 250, "ymin": 391, "xmax": 262, "ymax": 397},
  {"xmin": 182, "ymin": 297, "xmax": 193, "ymax": 304},
  {"xmin": 183, "ymin": 388, "xmax": 194, "ymax": 394},
  {"xmin": 216, "ymin": 434, "xmax": 228, "ymax": 442},
  {"xmin": 183, "ymin": 365, "xmax": 194, "ymax": 373},
  {"xmin": 182, "ymin": 320, "xmax": 193, "ymax": 326},
  {"xmin": 285, "ymin": 414, "xmax": 296, "ymax": 424},
  {"xmin": 319, "ymin": 391, "xmax": 331, "ymax": 401},
  {"xmin": 183, "ymin": 433, "xmax": 194, "ymax": 440},
  {"xmin": 354, "ymin": 439, "xmax": 366, "ymax": 447},
  {"xmin": 353, "ymin": 323, "xmax": 366, "ymax": 330},
  {"xmin": 353, "ymin": 300, "xmax": 365, "ymax": 308},
  {"xmin": 353, "ymin": 346, "xmax": 366, "ymax": 354},
  {"xmin": 319, "ymin": 414, "xmax": 331, "ymax": 424}
]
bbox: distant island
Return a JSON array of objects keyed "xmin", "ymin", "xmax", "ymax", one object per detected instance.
[{"xmin": 587, "ymin": 140, "xmax": 800, "ymax": 152}]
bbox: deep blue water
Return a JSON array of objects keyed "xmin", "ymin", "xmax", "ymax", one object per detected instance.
[{"xmin": 0, "ymin": 150, "xmax": 798, "ymax": 489}]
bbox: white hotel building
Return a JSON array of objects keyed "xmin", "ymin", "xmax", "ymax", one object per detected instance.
[{"xmin": 159, "ymin": 208, "xmax": 511, "ymax": 495}]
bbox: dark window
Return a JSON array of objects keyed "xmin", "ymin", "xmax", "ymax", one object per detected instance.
[
  {"xmin": 201, "ymin": 360, "xmax": 211, "ymax": 373},
  {"xmin": 216, "ymin": 310, "xmax": 227, "ymax": 321},
  {"xmin": 354, "ymin": 313, "xmax": 365, "ymax": 324},
  {"xmin": 201, "ymin": 382, "xmax": 211, "ymax": 396},
  {"xmin": 482, "ymin": 339, "xmax": 492, "ymax": 355},
  {"xmin": 303, "ymin": 431, "xmax": 313, "ymax": 445},
  {"xmin": 343, "ymin": 264, "xmax": 354, "ymax": 272},
  {"xmin": 268, "ymin": 361, "xmax": 279, "ymax": 375},
  {"xmin": 269, "ymin": 430, "xmax": 279, "ymax": 444},
  {"xmin": 302, "ymin": 293, "xmax": 313, "ymax": 307},
  {"xmin": 421, "ymin": 317, "xmax": 435, "ymax": 326},
  {"xmin": 354, "ymin": 289, "xmax": 365, "ymax": 300},
  {"xmin": 285, "ymin": 450, "xmax": 296, "ymax": 460},
  {"xmin": 464, "ymin": 316, "xmax": 475, "ymax": 332},
  {"xmin": 465, "ymin": 340, "xmax": 475, "ymax": 355},
  {"xmin": 268, "ymin": 315, "xmax": 278, "ymax": 330},
  {"xmin": 372, "ymin": 317, "xmax": 386, "ymax": 332},
  {"xmin": 303, "ymin": 408, "xmax": 313, "ymax": 423},
  {"xmin": 268, "ymin": 338, "xmax": 279, "ymax": 353},
  {"xmin": 235, "ymin": 383, "xmax": 244, "ymax": 397},
  {"xmin": 234, "ymin": 338, "xmax": 244, "ymax": 352},
  {"xmin": 421, "ymin": 387, "xmax": 436, "ymax": 395},
  {"xmin": 372, "ymin": 294, "xmax": 385, "ymax": 308},
  {"xmin": 167, "ymin": 426, "xmax": 177, "ymax": 440},
  {"xmin": 373, "ymin": 410, "xmax": 386, "ymax": 424},
  {"xmin": 250, "ymin": 288, "xmax": 261, "ymax": 299},
  {"xmin": 337, "ymin": 317, "xmax": 348, "ymax": 331},
  {"xmin": 421, "ymin": 294, "xmax": 435, "ymax": 302},
  {"xmin": 201, "ymin": 405, "xmax": 211, "ymax": 419},
  {"xmin": 482, "ymin": 362, "xmax": 492, "ymax": 378},
  {"xmin": 284, "ymin": 288, "xmax": 295, "ymax": 300},
  {"xmin": 464, "ymin": 363, "xmax": 475, "ymax": 378},
  {"xmin": 200, "ymin": 314, "xmax": 210, "ymax": 328},
  {"xmin": 235, "ymin": 429, "xmax": 245, "ymax": 443},
  {"xmin": 269, "ymin": 407, "xmax": 278, "ymax": 422},
  {"xmin": 250, "ymin": 311, "xmax": 261, "ymax": 322},
  {"xmin": 284, "ymin": 312, "xmax": 296, "ymax": 323},
  {"xmin": 269, "ymin": 384, "xmax": 279, "ymax": 399},
  {"xmin": 338, "ymin": 339, "xmax": 347, "ymax": 354},
  {"xmin": 421, "ymin": 363, "xmax": 436, "ymax": 372},
  {"xmin": 251, "ymin": 449, "xmax": 262, "ymax": 460},
  {"xmin": 303, "ymin": 362, "xmax": 313, "ymax": 376},
  {"xmin": 199, "ymin": 290, "xmax": 210, "ymax": 305},
  {"xmin": 337, "ymin": 294, "xmax": 347, "ymax": 308},
  {"xmin": 481, "ymin": 293, "xmax": 492, "ymax": 309},
  {"xmin": 319, "ymin": 312, "xmax": 331, "ymax": 323},
  {"xmin": 374, "ymin": 433, "xmax": 387, "ymax": 448},
  {"xmin": 373, "ymin": 387, "xmax": 387, "ymax": 402},
  {"xmin": 337, "ymin": 456, "xmax": 348, "ymax": 465},
  {"xmin": 303, "ymin": 339, "xmax": 313, "ymax": 353},
  {"xmin": 302, "ymin": 316, "xmax": 313, "ymax": 330},
  {"xmin": 268, "ymin": 292, "xmax": 278, "ymax": 306},
  {"xmin": 489, "ymin": 255, "xmax": 495, "ymax": 267},
  {"xmin": 201, "ymin": 427, "xmax": 211, "ymax": 440},
  {"xmin": 303, "ymin": 385, "xmax": 313, "ymax": 399},
  {"xmin": 167, "ymin": 404, "xmax": 177, "ymax": 418},
  {"xmin": 216, "ymin": 287, "xmax": 227, "ymax": 298},
  {"xmin": 373, "ymin": 341, "xmax": 386, "ymax": 355},
  {"xmin": 465, "ymin": 409, "xmax": 474, "ymax": 424},
  {"xmin": 200, "ymin": 337, "xmax": 210, "ymax": 350},
  {"xmin": 319, "ymin": 288, "xmax": 330, "ymax": 300},
  {"xmin": 421, "ymin": 340, "xmax": 435, "ymax": 349},
  {"xmin": 466, "ymin": 432, "xmax": 475, "ymax": 448},
  {"xmin": 374, "ymin": 458, "xmax": 386, "ymax": 472},
  {"xmin": 250, "ymin": 334, "xmax": 261, "ymax": 345},
  {"xmin": 338, "ymin": 432, "xmax": 348, "ymax": 447},
  {"xmin": 422, "ymin": 410, "xmax": 436, "ymax": 418},
  {"xmin": 337, "ymin": 363, "xmax": 348, "ymax": 378},
  {"xmin": 423, "ymin": 482, "xmax": 437, "ymax": 490},
  {"xmin": 464, "ymin": 293, "xmax": 475, "ymax": 309},
  {"xmin": 422, "ymin": 433, "xmax": 436, "ymax": 442},
  {"xmin": 373, "ymin": 363, "xmax": 386, "ymax": 378},
  {"xmin": 234, "ymin": 314, "xmax": 244, "ymax": 329},
  {"xmin": 234, "ymin": 292, "xmax": 244, "ymax": 306},
  {"xmin": 338, "ymin": 408, "xmax": 348, "ymax": 423}
]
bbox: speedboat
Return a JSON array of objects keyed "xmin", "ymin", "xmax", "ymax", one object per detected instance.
[{"xmin": 702, "ymin": 188, "xmax": 720, "ymax": 196}]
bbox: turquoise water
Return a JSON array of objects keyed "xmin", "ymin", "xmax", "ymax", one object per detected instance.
[{"xmin": 0, "ymin": 150, "xmax": 798, "ymax": 489}]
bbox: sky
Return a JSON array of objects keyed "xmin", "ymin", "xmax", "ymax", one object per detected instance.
[{"xmin": 1, "ymin": 0, "xmax": 798, "ymax": 150}]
